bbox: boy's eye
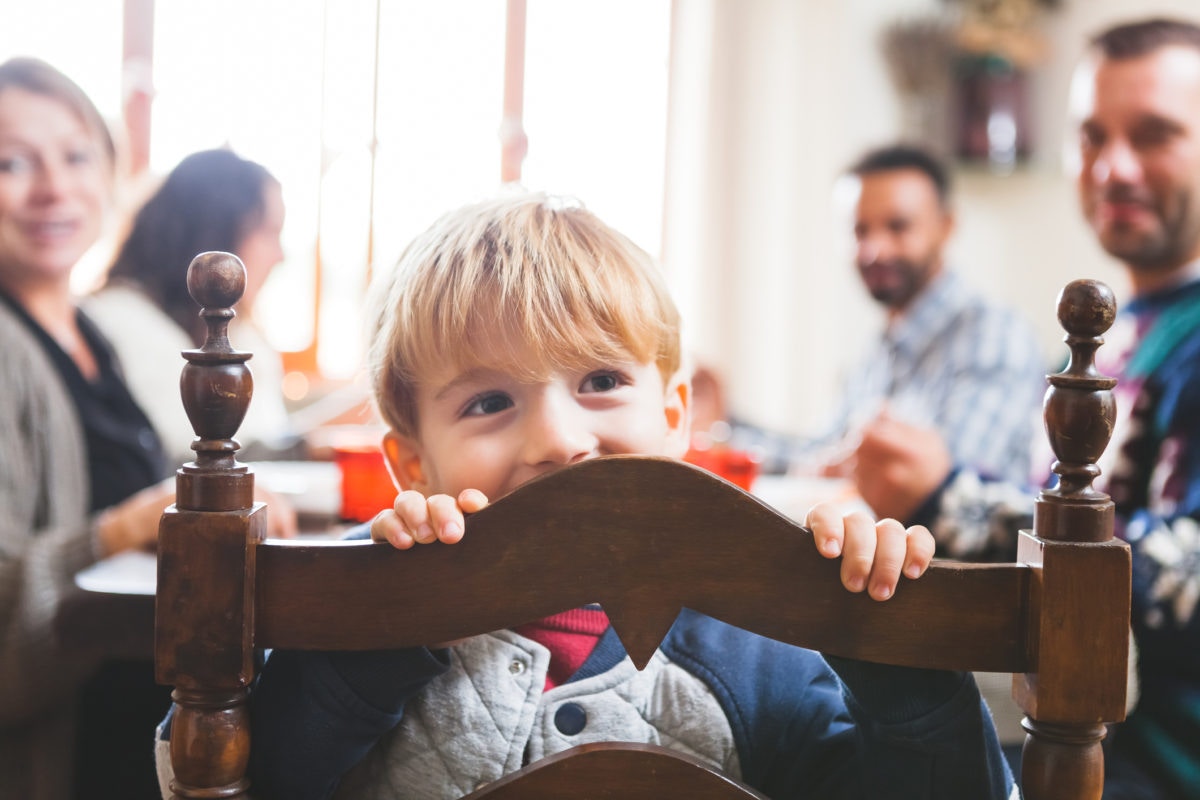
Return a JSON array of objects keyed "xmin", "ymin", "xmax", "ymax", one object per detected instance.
[
  {"xmin": 580, "ymin": 371, "xmax": 625, "ymax": 393},
  {"xmin": 462, "ymin": 392, "xmax": 514, "ymax": 417}
]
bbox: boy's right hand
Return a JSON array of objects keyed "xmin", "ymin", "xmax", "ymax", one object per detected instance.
[{"xmin": 370, "ymin": 489, "xmax": 489, "ymax": 549}]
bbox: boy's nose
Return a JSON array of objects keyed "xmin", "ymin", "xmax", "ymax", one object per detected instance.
[{"xmin": 522, "ymin": 392, "xmax": 595, "ymax": 467}]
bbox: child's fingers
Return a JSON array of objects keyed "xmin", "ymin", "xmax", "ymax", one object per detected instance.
[
  {"xmin": 867, "ymin": 519, "xmax": 909, "ymax": 601},
  {"xmin": 805, "ymin": 502, "xmax": 846, "ymax": 559},
  {"xmin": 902, "ymin": 525, "xmax": 936, "ymax": 579},
  {"xmin": 393, "ymin": 491, "xmax": 436, "ymax": 544},
  {"xmin": 426, "ymin": 494, "xmax": 467, "ymax": 544},
  {"xmin": 377, "ymin": 490, "xmax": 483, "ymax": 549},
  {"xmin": 838, "ymin": 511, "xmax": 879, "ymax": 594},
  {"xmin": 370, "ymin": 510, "xmax": 415, "ymax": 550},
  {"xmin": 457, "ymin": 488, "xmax": 490, "ymax": 514}
]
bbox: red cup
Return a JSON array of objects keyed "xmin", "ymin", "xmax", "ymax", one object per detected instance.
[
  {"xmin": 683, "ymin": 445, "xmax": 761, "ymax": 491},
  {"xmin": 333, "ymin": 444, "xmax": 397, "ymax": 523}
]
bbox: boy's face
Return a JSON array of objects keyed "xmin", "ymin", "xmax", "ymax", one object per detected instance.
[{"xmin": 383, "ymin": 347, "xmax": 690, "ymax": 501}]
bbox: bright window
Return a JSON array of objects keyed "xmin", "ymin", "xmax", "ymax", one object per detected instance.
[
  {"xmin": 8, "ymin": 1, "xmax": 670, "ymax": 384},
  {"xmin": 1, "ymin": 1, "xmax": 124, "ymax": 114}
]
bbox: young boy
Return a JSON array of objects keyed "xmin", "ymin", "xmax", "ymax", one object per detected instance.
[{"xmin": 183, "ymin": 193, "xmax": 1012, "ymax": 799}]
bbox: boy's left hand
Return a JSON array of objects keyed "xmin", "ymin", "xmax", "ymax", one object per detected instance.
[{"xmin": 805, "ymin": 503, "xmax": 935, "ymax": 601}]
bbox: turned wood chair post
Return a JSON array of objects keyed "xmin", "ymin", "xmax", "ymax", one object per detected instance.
[
  {"xmin": 154, "ymin": 252, "xmax": 263, "ymax": 799},
  {"xmin": 1015, "ymin": 279, "xmax": 1132, "ymax": 800}
]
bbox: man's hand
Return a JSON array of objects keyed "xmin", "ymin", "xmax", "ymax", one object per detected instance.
[
  {"xmin": 850, "ymin": 412, "xmax": 952, "ymax": 522},
  {"xmin": 370, "ymin": 489, "xmax": 489, "ymax": 549}
]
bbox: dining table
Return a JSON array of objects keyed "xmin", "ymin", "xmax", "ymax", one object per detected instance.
[{"xmin": 54, "ymin": 460, "xmax": 345, "ymax": 660}]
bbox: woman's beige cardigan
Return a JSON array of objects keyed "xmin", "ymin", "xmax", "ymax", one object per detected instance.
[{"xmin": 0, "ymin": 300, "xmax": 107, "ymax": 800}]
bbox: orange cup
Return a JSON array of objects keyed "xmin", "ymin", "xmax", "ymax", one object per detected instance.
[
  {"xmin": 333, "ymin": 444, "xmax": 397, "ymax": 523},
  {"xmin": 683, "ymin": 445, "xmax": 761, "ymax": 491}
]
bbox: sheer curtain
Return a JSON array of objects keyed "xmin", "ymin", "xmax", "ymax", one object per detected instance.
[{"xmin": 151, "ymin": 0, "xmax": 669, "ymax": 383}]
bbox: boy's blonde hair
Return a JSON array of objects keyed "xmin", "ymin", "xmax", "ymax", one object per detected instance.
[{"xmin": 368, "ymin": 192, "xmax": 682, "ymax": 440}]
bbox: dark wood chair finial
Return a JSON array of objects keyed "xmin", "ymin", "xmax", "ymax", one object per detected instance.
[
  {"xmin": 157, "ymin": 251, "xmax": 264, "ymax": 799},
  {"xmin": 1037, "ymin": 278, "xmax": 1118, "ymax": 542},
  {"xmin": 176, "ymin": 251, "xmax": 254, "ymax": 512},
  {"xmin": 186, "ymin": 249, "xmax": 246, "ymax": 310},
  {"xmin": 1019, "ymin": 278, "xmax": 1127, "ymax": 800}
]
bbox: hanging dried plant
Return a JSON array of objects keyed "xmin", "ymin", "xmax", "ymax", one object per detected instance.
[
  {"xmin": 942, "ymin": 0, "xmax": 1055, "ymax": 66},
  {"xmin": 941, "ymin": 0, "xmax": 1060, "ymax": 32},
  {"xmin": 880, "ymin": 17, "xmax": 958, "ymax": 94}
]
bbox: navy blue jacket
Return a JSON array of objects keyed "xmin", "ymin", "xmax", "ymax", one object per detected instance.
[{"xmin": 236, "ymin": 608, "xmax": 1013, "ymax": 799}]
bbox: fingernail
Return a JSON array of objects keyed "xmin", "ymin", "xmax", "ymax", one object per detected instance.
[
  {"xmin": 874, "ymin": 584, "xmax": 891, "ymax": 600},
  {"xmin": 905, "ymin": 564, "xmax": 921, "ymax": 579},
  {"xmin": 846, "ymin": 575, "xmax": 864, "ymax": 592},
  {"xmin": 822, "ymin": 539, "xmax": 841, "ymax": 557},
  {"xmin": 416, "ymin": 523, "xmax": 434, "ymax": 543},
  {"xmin": 442, "ymin": 522, "xmax": 462, "ymax": 541}
]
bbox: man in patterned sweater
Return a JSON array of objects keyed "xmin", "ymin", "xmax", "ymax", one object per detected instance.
[{"xmin": 848, "ymin": 18, "xmax": 1200, "ymax": 800}]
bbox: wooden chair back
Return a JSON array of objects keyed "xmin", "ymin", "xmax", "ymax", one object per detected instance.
[{"xmin": 155, "ymin": 253, "xmax": 1130, "ymax": 799}]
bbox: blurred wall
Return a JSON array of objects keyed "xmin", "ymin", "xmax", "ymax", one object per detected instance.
[{"xmin": 663, "ymin": 0, "xmax": 1195, "ymax": 435}]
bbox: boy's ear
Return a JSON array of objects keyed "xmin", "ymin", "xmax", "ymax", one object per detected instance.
[
  {"xmin": 381, "ymin": 431, "xmax": 427, "ymax": 492},
  {"xmin": 662, "ymin": 374, "xmax": 692, "ymax": 459}
]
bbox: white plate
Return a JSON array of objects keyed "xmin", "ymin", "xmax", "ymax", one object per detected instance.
[
  {"xmin": 751, "ymin": 475, "xmax": 869, "ymax": 521},
  {"xmin": 75, "ymin": 550, "xmax": 157, "ymax": 596},
  {"xmin": 252, "ymin": 460, "xmax": 341, "ymax": 517}
]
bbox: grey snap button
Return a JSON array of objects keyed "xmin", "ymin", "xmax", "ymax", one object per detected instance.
[
  {"xmin": 509, "ymin": 659, "xmax": 526, "ymax": 675},
  {"xmin": 554, "ymin": 702, "xmax": 587, "ymax": 735}
]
